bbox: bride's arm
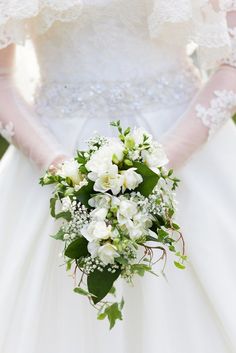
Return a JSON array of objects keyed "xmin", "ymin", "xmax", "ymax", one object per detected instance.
[
  {"xmin": 0, "ymin": 44, "xmax": 69, "ymax": 171},
  {"xmin": 162, "ymin": 10, "xmax": 236, "ymax": 170}
]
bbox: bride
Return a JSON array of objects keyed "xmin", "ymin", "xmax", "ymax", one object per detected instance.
[{"xmin": 0, "ymin": 1, "xmax": 236, "ymax": 352}]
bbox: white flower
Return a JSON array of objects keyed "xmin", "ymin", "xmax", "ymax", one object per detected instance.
[
  {"xmin": 86, "ymin": 139, "xmax": 124, "ymax": 178},
  {"xmin": 125, "ymin": 220, "xmax": 145, "ymax": 240},
  {"xmin": 130, "ymin": 127, "xmax": 152, "ymax": 146},
  {"xmin": 61, "ymin": 196, "xmax": 72, "ymax": 212},
  {"xmin": 93, "ymin": 164, "xmax": 123, "ymax": 195},
  {"xmin": 88, "ymin": 194, "xmax": 112, "ymax": 208},
  {"xmin": 108, "ymin": 138, "xmax": 125, "ymax": 163},
  {"xmin": 90, "ymin": 207, "xmax": 108, "ymax": 221},
  {"xmin": 98, "ymin": 243, "xmax": 119, "ymax": 265},
  {"xmin": 141, "ymin": 144, "xmax": 168, "ymax": 170},
  {"xmin": 88, "ymin": 241, "xmax": 100, "ymax": 258},
  {"xmin": 117, "ymin": 199, "xmax": 138, "ymax": 225},
  {"xmin": 81, "ymin": 221, "xmax": 112, "ymax": 242},
  {"xmin": 57, "ymin": 159, "xmax": 83, "ymax": 185},
  {"xmin": 121, "ymin": 168, "xmax": 143, "ymax": 192}
]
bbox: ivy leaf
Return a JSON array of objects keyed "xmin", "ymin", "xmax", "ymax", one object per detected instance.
[
  {"xmin": 50, "ymin": 228, "xmax": 65, "ymax": 241},
  {"xmin": 131, "ymin": 264, "xmax": 152, "ymax": 277},
  {"xmin": 75, "ymin": 180, "xmax": 94, "ymax": 208},
  {"xmin": 64, "ymin": 237, "xmax": 89, "ymax": 259},
  {"xmin": 74, "ymin": 287, "xmax": 96, "ymax": 298},
  {"xmin": 104, "ymin": 303, "xmax": 123, "ymax": 330},
  {"xmin": 49, "ymin": 197, "xmax": 72, "ymax": 221},
  {"xmin": 174, "ymin": 261, "xmax": 186, "ymax": 270},
  {"xmin": 87, "ymin": 267, "xmax": 121, "ymax": 304},
  {"xmin": 133, "ymin": 162, "xmax": 159, "ymax": 197}
]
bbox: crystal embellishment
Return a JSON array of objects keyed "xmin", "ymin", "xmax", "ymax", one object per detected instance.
[{"xmin": 34, "ymin": 68, "xmax": 200, "ymax": 120}]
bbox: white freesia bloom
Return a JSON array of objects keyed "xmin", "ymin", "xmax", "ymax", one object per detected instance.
[
  {"xmin": 57, "ymin": 159, "xmax": 83, "ymax": 185},
  {"xmin": 94, "ymin": 164, "xmax": 123, "ymax": 195},
  {"xmin": 81, "ymin": 221, "xmax": 112, "ymax": 242},
  {"xmin": 88, "ymin": 241, "xmax": 100, "ymax": 258},
  {"xmin": 90, "ymin": 207, "xmax": 108, "ymax": 221},
  {"xmin": 88, "ymin": 194, "xmax": 112, "ymax": 208},
  {"xmin": 130, "ymin": 127, "xmax": 152, "ymax": 146},
  {"xmin": 98, "ymin": 243, "xmax": 119, "ymax": 265},
  {"xmin": 125, "ymin": 220, "xmax": 145, "ymax": 240},
  {"xmin": 121, "ymin": 168, "xmax": 143, "ymax": 192},
  {"xmin": 86, "ymin": 139, "xmax": 124, "ymax": 179},
  {"xmin": 141, "ymin": 143, "xmax": 168, "ymax": 170},
  {"xmin": 117, "ymin": 199, "xmax": 138, "ymax": 225}
]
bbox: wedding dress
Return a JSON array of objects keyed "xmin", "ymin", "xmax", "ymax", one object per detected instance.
[{"xmin": 0, "ymin": 1, "xmax": 236, "ymax": 352}]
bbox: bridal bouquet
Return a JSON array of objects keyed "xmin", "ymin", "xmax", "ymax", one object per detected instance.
[{"xmin": 40, "ymin": 121, "xmax": 186, "ymax": 329}]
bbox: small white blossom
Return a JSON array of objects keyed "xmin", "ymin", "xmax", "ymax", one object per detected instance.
[
  {"xmin": 121, "ymin": 168, "xmax": 143, "ymax": 192},
  {"xmin": 98, "ymin": 243, "xmax": 119, "ymax": 265},
  {"xmin": 81, "ymin": 221, "xmax": 112, "ymax": 242}
]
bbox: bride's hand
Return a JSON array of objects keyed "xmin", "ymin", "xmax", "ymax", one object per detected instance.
[{"xmin": 48, "ymin": 154, "xmax": 70, "ymax": 174}]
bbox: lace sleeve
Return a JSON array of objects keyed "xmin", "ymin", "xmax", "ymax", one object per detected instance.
[
  {"xmin": 161, "ymin": 6, "xmax": 236, "ymax": 170},
  {"xmin": 0, "ymin": 45, "xmax": 68, "ymax": 170}
]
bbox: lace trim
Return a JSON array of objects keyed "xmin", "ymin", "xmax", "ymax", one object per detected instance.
[
  {"xmin": 0, "ymin": 0, "xmax": 83, "ymax": 48},
  {"xmin": 220, "ymin": 0, "xmax": 236, "ymax": 11},
  {"xmin": 195, "ymin": 90, "xmax": 236, "ymax": 138},
  {"xmin": 220, "ymin": 28, "xmax": 236, "ymax": 68},
  {"xmin": 0, "ymin": 121, "xmax": 14, "ymax": 143}
]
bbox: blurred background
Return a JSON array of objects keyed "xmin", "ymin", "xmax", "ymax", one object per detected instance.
[{"xmin": 0, "ymin": 45, "xmax": 236, "ymax": 160}]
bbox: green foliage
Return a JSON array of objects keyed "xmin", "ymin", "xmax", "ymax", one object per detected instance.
[
  {"xmin": 64, "ymin": 237, "xmax": 89, "ymax": 259},
  {"xmin": 75, "ymin": 180, "xmax": 94, "ymax": 208},
  {"xmin": 133, "ymin": 161, "xmax": 159, "ymax": 196},
  {"xmin": 87, "ymin": 267, "xmax": 121, "ymax": 304},
  {"xmin": 98, "ymin": 302, "xmax": 123, "ymax": 329}
]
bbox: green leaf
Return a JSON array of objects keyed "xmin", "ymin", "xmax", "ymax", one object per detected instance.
[
  {"xmin": 64, "ymin": 237, "xmax": 89, "ymax": 259},
  {"xmin": 133, "ymin": 162, "xmax": 159, "ymax": 197},
  {"xmin": 131, "ymin": 264, "xmax": 152, "ymax": 277},
  {"xmin": 49, "ymin": 197, "xmax": 72, "ymax": 221},
  {"xmin": 174, "ymin": 261, "xmax": 186, "ymax": 270},
  {"xmin": 172, "ymin": 223, "xmax": 180, "ymax": 230},
  {"xmin": 75, "ymin": 180, "xmax": 94, "ymax": 208},
  {"xmin": 104, "ymin": 303, "xmax": 123, "ymax": 330},
  {"xmin": 50, "ymin": 228, "xmax": 65, "ymax": 241},
  {"xmin": 73, "ymin": 287, "xmax": 96, "ymax": 298},
  {"xmin": 87, "ymin": 267, "xmax": 121, "ymax": 304},
  {"xmin": 97, "ymin": 312, "xmax": 107, "ymax": 320}
]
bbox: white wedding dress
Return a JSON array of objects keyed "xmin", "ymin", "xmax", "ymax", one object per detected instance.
[{"xmin": 0, "ymin": 1, "xmax": 236, "ymax": 352}]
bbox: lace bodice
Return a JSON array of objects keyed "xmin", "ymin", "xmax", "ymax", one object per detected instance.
[{"xmin": 0, "ymin": 0, "xmax": 236, "ymax": 171}]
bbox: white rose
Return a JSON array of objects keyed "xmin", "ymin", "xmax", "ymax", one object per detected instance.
[
  {"xmin": 141, "ymin": 144, "xmax": 168, "ymax": 170},
  {"xmin": 90, "ymin": 207, "xmax": 108, "ymax": 221},
  {"xmin": 117, "ymin": 199, "xmax": 138, "ymax": 225},
  {"xmin": 94, "ymin": 164, "xmax": 123, "ymax": 195},
  {"xmin": 88, "ymin": 194, "xmax": 112, "ymax": 208},
  {"xmin": 57, "ymin": 159, "xmax": 82, "ymax": 185},
  {"xmin": 81, "ymin": 221, "xmax": 112, "ymax": 242},
  {"xmin": 98, "ymin": 243, "xmax": 119, "ymax": 265},
  {"xmin": 121, "ymin": 168, "xmax": 143, "ymax": 192}
]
